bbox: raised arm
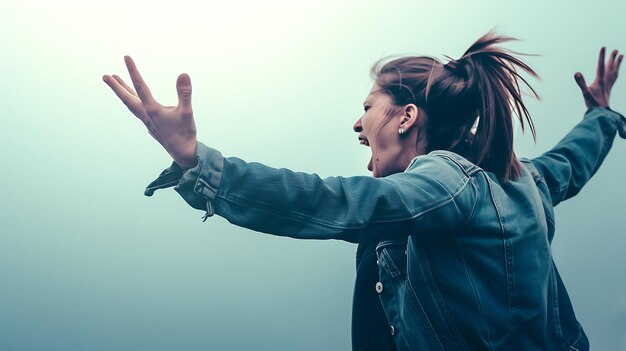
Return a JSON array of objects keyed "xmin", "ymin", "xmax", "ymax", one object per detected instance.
[
  {"xmin": 531, "ymin": 107, "xmax": 625, "ymax": 206},
  {"xmin": 531, "ymin": 48, "xmax": 624, "ymax": 206}
]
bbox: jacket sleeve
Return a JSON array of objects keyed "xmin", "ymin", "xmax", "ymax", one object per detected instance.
[
  {"xmin": 144, "ymin": 144, "xmax": 476, "ymax": 243},
  {"xmin": 530, "ymin": 106, "xmax": 626, "ymax": 207}
]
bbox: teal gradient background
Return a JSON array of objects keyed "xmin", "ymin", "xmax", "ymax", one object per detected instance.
[{"xmin": 1, "ymin": 0, "xmax": 625, "ymax": 349}]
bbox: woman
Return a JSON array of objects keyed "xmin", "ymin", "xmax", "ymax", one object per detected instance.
[{"xmin": 103, "ymin": 32, "xmax": 624, "ymax": 350}]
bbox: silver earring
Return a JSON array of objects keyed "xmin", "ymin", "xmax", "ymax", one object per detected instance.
[{"xmin": 399, "ymin": 127, "xmax": 405, "ymax": 135}]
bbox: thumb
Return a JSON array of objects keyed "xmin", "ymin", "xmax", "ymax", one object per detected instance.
[
  {"xmin": 574, "ymin": 72, "xmax": 594, "ymax": 106},
  {"xmin": 177, "ymin": 73, "xmax": 193, "ymax": 113}
]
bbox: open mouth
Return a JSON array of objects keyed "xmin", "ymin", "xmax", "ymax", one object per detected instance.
[
  {"xmin": 358, "ymin": 135, "xmax": 370, "ymax": 147},
  {"xmin": 358, "ymin": 134, "xmax": 374, "ymax": 172}
]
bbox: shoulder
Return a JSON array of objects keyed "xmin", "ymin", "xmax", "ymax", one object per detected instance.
[
  {"xmin": 407, "ymin": 150, "xmax": 480, "ymax": 177},
  {"xmin": 519, "ymin": 158, "xmax": 543, "ymax": 184},
  {"xmin": 400, "ymin": 150, "xmax": 478, "ymax": 196}
]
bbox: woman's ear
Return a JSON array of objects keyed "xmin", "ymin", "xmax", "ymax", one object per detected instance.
[{"xmin": 399, "ymin": 104, "xmax": 420, "ymax": 132}]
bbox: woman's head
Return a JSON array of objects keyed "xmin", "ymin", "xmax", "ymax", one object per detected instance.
[{"xmin": 353, "ymin": 31, "xmax": 539, "ymax": 182}]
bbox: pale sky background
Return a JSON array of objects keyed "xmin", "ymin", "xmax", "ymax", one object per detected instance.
[{"xmin": 1, "ymin": 0, "xmax": 625, "ymax": 350}]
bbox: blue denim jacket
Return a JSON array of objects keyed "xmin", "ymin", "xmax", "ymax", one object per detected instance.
[{"xmin": 144, "ymin": 107, "xmax": 626, "ymax": 350}]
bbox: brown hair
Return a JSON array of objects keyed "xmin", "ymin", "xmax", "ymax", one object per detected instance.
[{"xmin": 370, "ymin": 31, "xmax": 539, "ymax": 182}]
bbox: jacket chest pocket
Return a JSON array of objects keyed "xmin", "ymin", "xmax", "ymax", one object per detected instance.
[{"xmin": 376, "ymin": 240, "xmax": 408, "ymax": 279}]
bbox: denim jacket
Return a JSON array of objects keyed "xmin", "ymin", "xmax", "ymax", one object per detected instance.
[{"xmin": 144, "ymin": 107, "xmax": 626, "ymax": 350}]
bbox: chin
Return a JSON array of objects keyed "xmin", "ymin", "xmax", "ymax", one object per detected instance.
[{"xmin": 372, "ymin": 169, "xmax": 385, "ymax": 178}]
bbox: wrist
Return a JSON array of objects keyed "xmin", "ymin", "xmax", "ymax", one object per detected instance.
[
  {"xmin": 170, "ymin": 139, "xmax": 198, "ymax": 170},
  {"xmin": 176, "ymin": 157, "xmax": 198, "ymax": 171}
]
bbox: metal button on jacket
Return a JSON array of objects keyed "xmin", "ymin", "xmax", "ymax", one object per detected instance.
[
  {"xmin": 391, "ymin": 325, "xmax": 395, "ymax": 336},
  {"xmin": 375, "ymin": 282, "xmax": 383, "ymax": 293}
]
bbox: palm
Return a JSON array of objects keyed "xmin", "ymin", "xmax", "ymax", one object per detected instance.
[{"xmin": 149, "ymin": 105, "xmax": 197, "ymax": 156}]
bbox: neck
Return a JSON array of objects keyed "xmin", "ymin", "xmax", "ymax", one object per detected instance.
[{"xmin": 398, "ymin": 129, "xmax": 427, "ymax": 170}]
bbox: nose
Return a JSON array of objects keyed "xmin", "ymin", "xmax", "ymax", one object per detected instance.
[{"xmin": 353, "ymin": 116, "xmax": 363, "ymax": 133}]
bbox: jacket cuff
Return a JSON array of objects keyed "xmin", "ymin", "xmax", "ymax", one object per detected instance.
[
  {"xmin": 585, "ymin": 106, "xmax": 626, "ymax": 139},
  {"xmin": 144, "ymin": 141, "xmax": 224, "ymax": 221},
  {"xmin": 610, "ymin": 108, "xmax": 626, "ymax": 139},
  {"xmin": 144, "ymin": 161, "xmax": 185, "ymax": 196}
]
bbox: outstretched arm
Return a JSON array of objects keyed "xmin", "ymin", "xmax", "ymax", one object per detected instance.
[
  {"xmin": 142, "ymin": 142, "xmax": 476, "ymax": 243},
  {"xmin": 104, "ymin": 57, "xmax": 476, "ymax": 244},
  {"xmin": 531, "ymin": 48, "xmax": 625, "ymax": 207}
]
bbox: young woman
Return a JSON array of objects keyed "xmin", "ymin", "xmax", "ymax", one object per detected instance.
[{"xmin": 103, "ymin": 32, "xmax": 624, "ymax": 350}]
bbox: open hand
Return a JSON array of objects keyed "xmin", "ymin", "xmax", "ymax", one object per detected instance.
[
  {"xmin": 103, "ymin": 56, "xmax": 198, "ymax": 169},
  {"xmin": 575, "ymin": 47, "xmax": 623, "ymax": 108}
]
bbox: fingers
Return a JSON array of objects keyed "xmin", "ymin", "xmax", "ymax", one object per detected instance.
[
  {"xmin": 113, "ymin": 75, "xmax": 138, "ymax": 97},
  {"xmin": 575, "ymin": 72, "xmax": 596, "ymax": 106},
  {"xmin": 606, "ymin": 50, "xmax": 623, "ymax": 90},
  {"xmin": 124, "ymin": 55, "xmax": 158, "ymax": 108},
  {"xmin": 102, "ymin": 74, "xmax": 143, "ymax": 114},
  {"xmin": 608, "ymin": 49, "xmax": 618, "ymax": 73},
  {"xmin": 176, "ymin": 73, "xmax": 193, "ymax": 115},
  {"xmin": 597, "ymin": 47, "xmax": 606, "ymax": 86}
]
